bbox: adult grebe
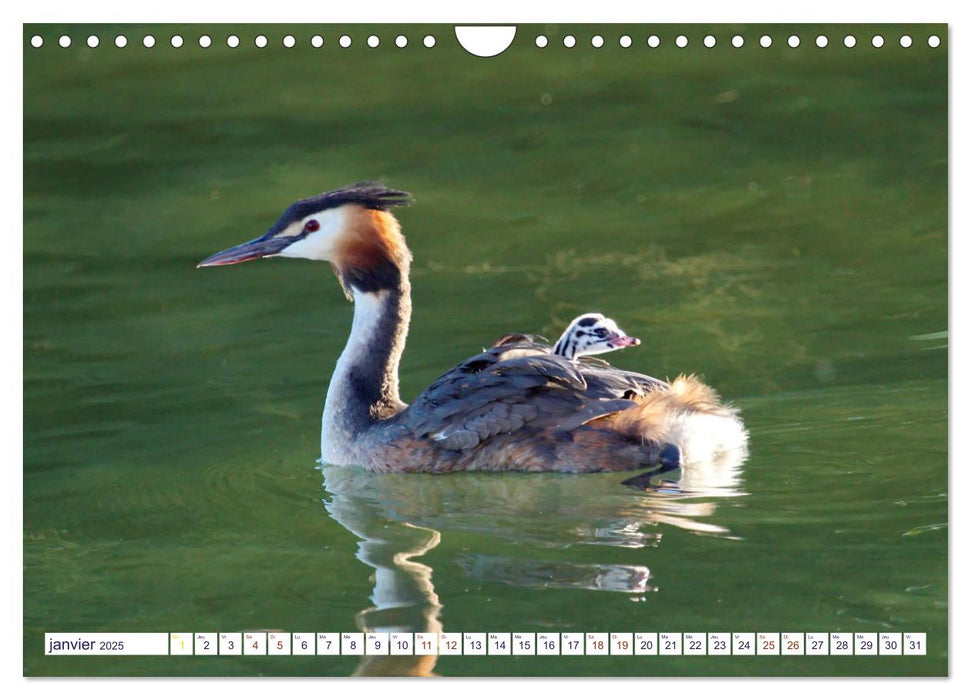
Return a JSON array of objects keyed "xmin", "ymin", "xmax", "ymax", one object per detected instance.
[{"xmin": 199, "ymin": 183, "xmax": 747, "ymax": 473}]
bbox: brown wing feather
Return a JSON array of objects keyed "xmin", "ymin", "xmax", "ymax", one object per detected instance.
[{"xmin": 376, "ymin": 423, "xmax": 667, "ymax": 473}]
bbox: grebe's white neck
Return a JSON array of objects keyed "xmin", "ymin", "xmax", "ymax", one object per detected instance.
[{"xmin": 321, "ymin": 281, "xmax": 411, "ymax": 464}]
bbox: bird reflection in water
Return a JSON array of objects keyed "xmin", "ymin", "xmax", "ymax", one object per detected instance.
[{"xmin": 320, "ymin": 445, "xmax": 747, "ymax": 676}]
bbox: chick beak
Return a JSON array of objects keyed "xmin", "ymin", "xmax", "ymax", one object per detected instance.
[{"xmin": 609, "ymin": 333, "xmax": 641, "ymax": 348}]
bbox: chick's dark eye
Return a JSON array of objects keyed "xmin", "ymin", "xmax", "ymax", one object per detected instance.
[{"xmin": 304, "ymin": 219, "xmax": 320, "ymax": 233}]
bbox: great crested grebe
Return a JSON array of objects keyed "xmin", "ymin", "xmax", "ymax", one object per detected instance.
[
  {"xmin": 553, "ymin": 313, "xmax": 641, "ymax": 360},
  {"xmin": 488, "ymin": 313, "xmax": 639, "ymax": 361},
  {"xmin": 491, "ymin": 314, "xmax": 640, "ymax": 361},
  {"xmin": 199, "ymin": 183, "xmax": 748, "ymax": 473}
]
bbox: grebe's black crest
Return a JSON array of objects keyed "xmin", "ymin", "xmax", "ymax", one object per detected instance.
[{"xmin": 267, "ymin": 182, "xmax": 412, "ymax": 236}]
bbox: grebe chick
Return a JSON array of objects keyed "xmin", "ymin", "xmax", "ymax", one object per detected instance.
[
  {"xmin": 553, "ymin": 313, "xmax": 640, "ymax": 360},
  {"xmin": 199, "ymin": 183, "xmax": 748, "ymax": 473}
]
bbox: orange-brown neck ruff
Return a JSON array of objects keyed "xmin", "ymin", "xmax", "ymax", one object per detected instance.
[{"xmin": 333, "ymin": 209, "xmax": 412, "ymax": 297}]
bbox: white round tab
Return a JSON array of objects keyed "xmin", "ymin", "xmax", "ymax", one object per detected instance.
[{"xmin": 455, "ymin": 26, "xmax": 516, "ymax": 57}]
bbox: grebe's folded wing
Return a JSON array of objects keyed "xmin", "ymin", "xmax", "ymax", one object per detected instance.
[
  {"xmin": 489, "ymin": 335, "xmax": 669, "ymax": 396},
  {"xmin": 581, "ymin": 363, "xmax": 670, "ymax": 396},
  {"xmin": 401, "ymin": 346, "xmax": 641, "ymax": 451}
]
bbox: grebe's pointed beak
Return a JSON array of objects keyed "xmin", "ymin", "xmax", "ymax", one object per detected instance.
[{"xmin": 197, "ymin": 233, "xmax": 296, "ymax": 268}]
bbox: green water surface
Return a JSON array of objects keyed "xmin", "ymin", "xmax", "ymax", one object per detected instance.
[{"xmin": 23, "ymin": 23, "xmax": 947, "ymax": 676}]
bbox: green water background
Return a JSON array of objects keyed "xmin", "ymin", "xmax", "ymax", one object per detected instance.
[{"xmin": 23, "ymin": 24, "xmax": 947, "ymax": 676}]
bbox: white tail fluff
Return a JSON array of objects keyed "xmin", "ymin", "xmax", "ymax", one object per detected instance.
[
  {"xmin": 607, "ymin": 374, "xmax": 749, "ymax": 469},
  {"xmin": 665, "ymin": 410, "xmax": 749, "ymax": 466}
]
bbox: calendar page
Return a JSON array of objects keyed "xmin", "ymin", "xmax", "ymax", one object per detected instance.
[{"xmin": 22, "ymin": 9, "xmax": 948, "ymax": 681}]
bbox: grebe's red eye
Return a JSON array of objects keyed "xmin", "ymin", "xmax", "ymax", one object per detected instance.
[{"xmin": 304, "ymin": 219, "xmax": 320, "ymax": 233}]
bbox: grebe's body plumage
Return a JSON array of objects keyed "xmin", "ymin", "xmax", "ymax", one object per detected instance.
[{"xmin": 199, "ymin": 183, "xmax": 747, "ymax": 473}]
